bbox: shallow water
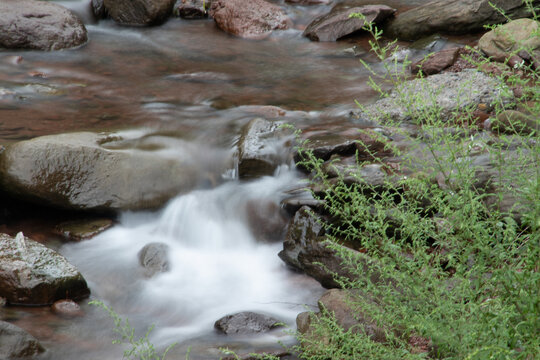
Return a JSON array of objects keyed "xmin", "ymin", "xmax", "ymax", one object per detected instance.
[{"xmin": 0, "ymin": 0, "xmax": 474, "ymax": 358}]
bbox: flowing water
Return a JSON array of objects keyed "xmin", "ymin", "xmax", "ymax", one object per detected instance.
[{"xmin": 0, "ymin": 0, "xmax": 474, "ymax": 358}]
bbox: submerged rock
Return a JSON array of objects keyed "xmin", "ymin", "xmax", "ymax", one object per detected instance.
[
  {"xmin": 0, "ymin": 132, "xmax": 205, "ymax": 212},
  {"xmin": 138, "ymin": 242, "xmax": 170, "ymax": 277},
  {"xmin": 0, "ymin": 0, "xmax": 87, "ymax": 50},
  {"xmin": 0, "ymin": 232, "xmax": 90, "ymax": 305},
  {"xmin": 236, "ymin": 118, "xmax": 293, "ymax": 179},
  {"xmin": 103, "ymin": 0, "xmax": 175, "ymax": 25},
  {"xmin": 51, "ymin": 299, "xmax": 84, "ymax": 318},
  {"xmin": 384, "ymin": 0, "xmax": 538, "ymax": 41},
  {"xmin": 0, "ymin": 321, "xmax": 45, "ymax": 359},
  {"xmin": 209, "ymin": 0, "xmax": 290, "ymax": 39},
  {"xmin": 214, "ymin": 311, "xmax": 283, "ymax": 334},
  {"xmin": 55, "ymin": 218, "xmax": 114, "ymax": 241},
  {"xmin": 303, "ymin": 4, "xmax": 396, "ymax": 42}
]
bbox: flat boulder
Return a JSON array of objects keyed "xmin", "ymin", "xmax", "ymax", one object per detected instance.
[
  {"xmin": 209, "ymin": 0, "xmax": 290, "ymax": 39},
  {"xmin": 0, "ymin": 0, "xmax": 87, "ymax": 50},
  {"xmin": 214, "ymin": 311, "xmax": 283, "ymax": 334},
  {"xmin": 353, "ymin": 70, "xmax": 510, "ymax": 124},
  {"xmin": 479, "ymin": 18, "xmax": 540, "ymax": 63},
  {"xmin": 0, "ymin": 232, "xmax": 90, "ymax": 305},
  {"xmin": 304, "ymin": 4, "xmax": 396, "ymax": 41},
  {"xmin": 0, "ymin": 131, "xmax": 207, "ymax": 211},
  {"xmin": 103, "ymin": 0, "xmax": 175, "ymax": 25},
  {"xmin": 0, "ymin": 321, "xmax": 45, "ymax": 359},
  {"xmin": 384, "ymin": 0, "xmax": 538, "ymax": 41}
]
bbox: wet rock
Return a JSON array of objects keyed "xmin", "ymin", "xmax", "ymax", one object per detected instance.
[
  {"xmin": 173, "ymin": 0, "xmax": 211, "ymax": 19},
  {"xmin": 0, "ymin": 321, "xmax": 45, "ymax": 359},
  {"xmin": 0, "ymin": 232, "xmax": 90, "ymax": 305},
  {"xmin": 138, "ymin": 242, "xmax": 170, "ymax": 277},
  {"xmin": 384, "ymin": 0, "xmax": 538, "ymax": 41},
  {"xmin": 352, "ymin": 70, "xmax": 510, "ymax": 124},
  {"xmin": 278, "ymin": 206, "xmax": 356, "ymax": 288},
  {"xmin": 0, "ymin": 132, "xmax": 205, "ymax": 211},
  {"xmin": 103, "ymin": 0, "xmax": 175, "ymax": 25},
  {"xmin": 214, "ymin": 311, "xmax": 283, "ymax": 335},
  {"xmin": 294, "ymin": 126, "xmax": 391, "ymax": 167},
  {"xmin": 303, "ymin": 5, "xmax": 396, "ymax": 42},
  {"xmin": 411, "ymin": 47, "xmax": 460, "ymax": 76},
  {"xmin": 491, "ymin": 110, "xmax": 538, "ymax": 136},
  {"xmin": 51, "ymin": 299, "xmax": 84, "ymax": 318},
  {"xmin": 209, "ymin": 0, "xmax": 290, "ymax": 39},
  {"xmin": 479, "ymin": 19, "xmax": 540, "ymax": 63},
  {"xmin": 236, "ymin": 118, "xmax": 293, "ymax": 179},
  {"xmin": 0, "ymin": 0, "xmax": 87, "ymax": 51},
  {"xmin": 55, "ymin": 218, "xmax": 114, "ymax": 241},
  {"xmin": 222, "ymin": 350, "xmax": 290, "ymax": 360},
  {"xmin": 91, "ymin": 0, "xmax": 107, "ymax": 19},
  {"xmin": 245, "ymin": 200, "xmax": 288, "ymax": 242}
]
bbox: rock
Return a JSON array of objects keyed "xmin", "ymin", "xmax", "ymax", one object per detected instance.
[
  {"xmin": 278, "ymin": 206, "xmax": 356, "ymax": 288},
  {"xmin": 138, "ymin": 242, "xmax": 170, "ymax": 277},
  {"xmin": 236, "ymin": 118, "xmax": 293, "ymax": 179},
  {"xmin": 173, "ymin": 0, "xmax": 210, "ymax": 19},
  {"xmin": 103, "ymin": 0, "xmax": 175, "ymax": 25},
  {"xmin": 91, "ymin": 0, "xmax": 107, "ymax": 19},
  {"xmin": 55, "ymin": 218, "xmax": 114, "ymax": 241},
  {"xmin": 51, "ymin": 299, "xmax": 84, "ymax": 318},
  {"xmin": 384, "ymin": 0, "xmax": 539, "ymax": 41},
  {"xmin": 491, "ymin": 110, "xmax": 538, "ymax": 136},
  {"xmin": 0, "ymin": 321, "xmax": 45, "ymax": 359},
  {"xmin": 295, "ymin": 126, "xmax": 391, "ymax": 165},
  {"xmin": 209, "ymin": 0, "xmax": 290, "ymax": 39},
  {"xmin": 411, "ymin": 47, "xmax": 460, "ymax": 76},
  {"xmin": 0, "ymin": 0, "xmax": 87, "ymax": 51},
  {"xmin": 286, "ymin": 0, "xmax": 331, "ymax": 4},
  {"xmin": 221, "ymin": 350, "xmax": 290, "ymax": 360},
  {"xmin": 214, "ymin": 311, "xmax": 283, "ymax": 335},
  {"xmin": 479, "ymin": 19, "xmax": 540, "ymax": 63},
  {"xmin": 352, "ymin": 70, "xmax": 511, "ymax": 124},
  {"xmin": 303, "ymin": 5, "xmax": 396, "ymax": 41},
  {"xmin": 245, "ymin": 200, "xmax": 288, "ymax": 242},
  {"xmin": 0, "ymin": 132, "xmax": 207, "ymax": 212},
  {"xmin": 296, "ymin": 311, "xmax": 313, "ymax": 334},
  {"xmin": 0, "ymin": 232, "xmax": 90, "ymax": 305}
]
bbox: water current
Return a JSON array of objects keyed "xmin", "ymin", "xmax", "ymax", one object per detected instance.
[{"xmin": 0, "ymin": 0, "xmax": 463, "ymax": 358}]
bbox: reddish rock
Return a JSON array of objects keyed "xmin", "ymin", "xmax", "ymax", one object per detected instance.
[
  {"xmin": 412, "ymin": 48, "xmax": 460, "ymax": 76},
  {"xmin": 51, "ymin": 299, "xmax": 84, "ymax": 318},
  {"xmin": 286, "ymin": 0, "xmax": 331, "ymax": 4},
  {"xmin": 209, "ymin": 0, "xmax": 290, "ymax": 39},
  {"xmin": 303, "ymin": 5, "xmax": 396, "ymax": 42}
]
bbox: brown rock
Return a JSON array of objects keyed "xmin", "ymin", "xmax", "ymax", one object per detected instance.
[
  {"xmin": 0, "ymin": 0, "xmax": 87, "ymax": 51},
  {"xmin": 209, "ymin": 0, "xmax": 290, "ymax": 39},
  {"xmin": 385, "ymin": 0, "xmax": 538, "ymax": 41},
  {"xmin": 303, "ymin": 5, "xmax": 396, "ymax": 42},
  {"xmin": 491, "ymin": 110, "xmax": 538, "ymax": 136},
  {"xmin": 411, "ymin": 47, "xmax": 460, "ymax": 76},
  {"xmin": 103, "ymin": 0, "xmax": 175, "ymax": 25}
]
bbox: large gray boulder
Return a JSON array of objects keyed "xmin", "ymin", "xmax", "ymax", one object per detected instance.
[
  {"xmin": 303, "ymin": 4, "xmax": 396, "ymax": 42},
  {"xmin": 0, "ymin": 0, "xmax": 87, "ymax": 50},
  {"xmin": 0, "ymin": 321, "xmax": 45, "ymax": 359},
  {"xmin": 352, "ymin": 70, "xmax": 510, "ymax": 124},
  {"xmin": 214, "ymin": 311, "xmax": 283, "ymax": 335},
  {"xmin": 209, "ymin": 0, "xmax": 290, "ymax": 39},
  {"xmin": 384, "ymin": 0, "xmax": 539, "ymax": 41},
  {"xmin": 0, "ymin": 233, "xmax": 90, "ymax": 305},
  {"xmin": 0, "ymin": 132, "xmax": 208, "ymax": 212},
  {"xmin": 103, "ymin": 0, "xmax": 175, "ymax": 25}
]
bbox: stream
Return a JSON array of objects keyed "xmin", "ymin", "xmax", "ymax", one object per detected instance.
[{"xmin": 0, "ymin": 0, "xmax": 476, "ymax": 359}]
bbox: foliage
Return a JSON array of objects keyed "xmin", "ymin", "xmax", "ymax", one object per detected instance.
[
  {"xmin": 291, "ymin": 1, "xmax": 539, "ymax": 360},
  {"xmin": 89, "ymin": 300, "xmax": 177, "ymax": 360}
]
